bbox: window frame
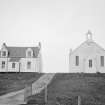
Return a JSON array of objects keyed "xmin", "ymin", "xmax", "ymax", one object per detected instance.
[
  {"xmin": 1, "ymin": 61, "xmax": 5, "ymax": 69},
  {"xmin": 27, "ymin": 61, "xmax": 31, "ymax": 69},
  {"xmin": 75, "ymin": 56, "xmax": 79, "ymax": 66},
  {"xmin": 89, "ymin": 59, "xmax": 92, "ymax": 68},
  {"xmin": 26, "ymin": 48, "xmax": 33, "ymax": 58},
  {"xmin": 100, "ymin": 56, "xmax": 104, "ymax": 67},
  {"xmin": 27, "ymin": 51, "xmax": 32, "ymax": 57},
  {"xmin": 2, "ymin": 51, "xmax": 6, "ymax": 57},
  {"xmin": 12, "ymin": 62, "xmax": 16, "ymax": 68}
]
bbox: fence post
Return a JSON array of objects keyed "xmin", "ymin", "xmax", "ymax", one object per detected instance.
[
  {"xmin": 45, "ymin": 85, "xmax": 48, "ymax": 104},
  {"xmin": 24, "ymin": 83, "xmax": 32, "ymax": 102},
  {"xmin": 78, "ymin": 96, "xmax": 81, "ymax": 105}
]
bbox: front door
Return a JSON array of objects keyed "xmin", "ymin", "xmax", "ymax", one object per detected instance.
[{"xmin": 85, "ymin": 57, "xmax": 97, "ymax": 73}]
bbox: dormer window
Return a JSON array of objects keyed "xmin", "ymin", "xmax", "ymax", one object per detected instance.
[
  {"xmin": 1, "ymin": 50, "xmax": 8, "ymax": 57},
  {"xmin": 26, "ymin": 48, "xmax": 33, "ymax": 58},
  {"xmin": 28, "ymin": 51, "xmax": 32, "ymax": 57},
  {"xmin": 2, "ymin": 51, "xmax": 6, "ymax": 57},
  {"xmin": 1, "ymin": 43, "xmax": 8, "ymax": 57}
]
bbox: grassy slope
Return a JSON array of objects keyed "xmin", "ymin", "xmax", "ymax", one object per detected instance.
[
  {"xmin": 28, "ymin": 73, "xmax": 105, "ymax": 105},
  {"xmin": 47, "ymin": 73, "xmax": 105, "ymax": 105},
  {"xmin": 0, "ymin": 72, "xmax": 43, "ymax": 96},
  {"xmin": 0, "ymin": 73, "xmax": 105, "ymax": 105}
]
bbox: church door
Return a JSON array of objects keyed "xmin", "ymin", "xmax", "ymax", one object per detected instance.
[{"xmin": 85, "ymin": 57, "xmax": 97, "ymax": 73}]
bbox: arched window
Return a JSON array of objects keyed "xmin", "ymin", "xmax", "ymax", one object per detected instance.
[
  {"xmin": 12, "ymin": 63, "xmax": 15, "ymax": 68},
  {"xmin": 100, "ymin": 56, "xmax": 104, "ymax": 67},
  {"xmin": 89, "ymin": 59, "xmax": 92, "ymax": 68},
  {"xmin": 75, "ymin": 56, "xmax": 79, "ymax": 66},
  {"xmin": 26, "ymin": 48, "xmax": 33, "ymax": 58},
  {"xmin": 28, "ymin": 51, "xmax": 32, "ymax": 57}
]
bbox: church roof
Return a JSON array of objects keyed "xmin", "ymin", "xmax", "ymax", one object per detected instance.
[
  {"xmin": 70, "ymin": 30, "xmax": 105, "ymax": 55},
  {"xmin": 70, "ymin": 40, "xmax": 105, "ymax": 56}
]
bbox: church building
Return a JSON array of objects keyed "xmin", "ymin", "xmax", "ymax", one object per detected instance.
[
  {"xmin": 69, "ymin": 31, "xmax": 105, "ymax": 73},
  {"xmin": 0, "ymin": 42, "xmax": 42, "ymax": 72}
]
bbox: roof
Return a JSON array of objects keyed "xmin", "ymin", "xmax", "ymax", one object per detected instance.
[
  {"xmin": 9, "ymin": 58, "xmax": 21, "ymax": 62},
  {"xmin": 0, "ymin": 46, "xmax": 40, "ymax": 58},
  {"xmin": 70, "ymin": 40, "xmax": 105, "ymax": 55},
  {"xmin": 7, "ymin": 47, "xmax": 40, "ymax": 58}
]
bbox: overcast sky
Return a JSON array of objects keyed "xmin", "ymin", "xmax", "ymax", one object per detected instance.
[{"xmin": 0, "ymin": 0, "xmax": 105, "ymax": 73}]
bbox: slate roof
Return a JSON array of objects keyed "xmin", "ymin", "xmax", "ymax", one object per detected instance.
[
  {"xmin": 9, "ymin": 58, "xmax": 21, "ymax": 62},
  {"xmin": 7, "ymin": 47, "xmax": 40, "ymax": 58},
  {"xmin": 0, "ymin": 46, "xmax": 40, "ymax": 58}
]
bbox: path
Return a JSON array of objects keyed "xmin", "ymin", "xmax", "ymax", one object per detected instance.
[{"xmin": 0, "ymin": 73, "xmax": 55, "ymax": 105}]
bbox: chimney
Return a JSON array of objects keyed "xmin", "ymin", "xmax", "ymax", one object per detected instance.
[{"xmin": 38, "ymin": 42, "xmax": 41, "ymax": 49}]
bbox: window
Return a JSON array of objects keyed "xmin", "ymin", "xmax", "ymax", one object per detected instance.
[
  {"xmin": 27, "ymin": 62, "xmax": 31, "ymax": 69},
  {"xmin": 2, "ymin": 61, "xmax": 5, "ymax": 69},
  {"xmin": 76, "ymin": 56, "xmax": 79, "ymax": 66},
  {"xmin": 12, "ymin": 63, "xmax": 15, "ymax": 68},
  {"xmin": 89, "ymin": 59, "xmax": 92, "ymax": 68},
  {"xmin": 2, "ymin": 51, "xmax": 6, "ymax": 57},
  {"xmin": 28, "ymin": 51, "xmax": 31, "ymax": 57},
  {"xmin": 26, "ymin": 48, "xmax": 33, "ymax": 58},
  {"xmin": 101, "ymin": 56, "xmax": 104, "ymax": 67}
]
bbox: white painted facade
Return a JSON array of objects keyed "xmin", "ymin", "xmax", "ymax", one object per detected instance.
[
  {"xmin": 19, "ymin": 58, "xmax": 40, "ymax": 72},
  {"xmin": 0, "ymin": 42, "xmax": 42, "ymax": 72},
  {"xmin": 69, "ymin": 31, "xmax": 105, "ymax": 73}
]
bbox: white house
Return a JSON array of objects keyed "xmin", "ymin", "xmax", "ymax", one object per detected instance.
[
  {"xmin": 69, "ymin": 30, "xmax": 105, "ymax": 73},
  {"xmin": 0, "ymin": 42, "xmax": 42, "ymax": 72}
]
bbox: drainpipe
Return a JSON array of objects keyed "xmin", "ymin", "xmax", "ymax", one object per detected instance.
[{"xmin": 19, "ymin": 62, "xmax": 20, "ymax": 72}]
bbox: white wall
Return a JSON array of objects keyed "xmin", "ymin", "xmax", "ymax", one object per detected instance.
[
  {"xmin": 20, "ymin": 58, "xmax": 40, "ymax": 72},
  {"xmin": 0, "ymin": 57, "xmax": 41, "ymax": 72},
  {"xmin": 0, "ymin": 58, "xmax": 9, "ymax": 72},
  {"xmin": 8, "ymin": 62, "xmax": 19, "ymax": 72},
  {"xmin": 69, "ymin": 42, "xmax": 105, "ymax": 73}
]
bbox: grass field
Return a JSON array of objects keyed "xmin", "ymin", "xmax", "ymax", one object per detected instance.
[
  {"xmin": 28, "ymin": 73, "xmax": 105, "ymax": 105},
  {"xmin": 0, "ymin": 72, "xmax": 105, "ymax": 105},
  {"xmin": 0, "ymin": 72, "xmax": 43, "ymax": 96}
]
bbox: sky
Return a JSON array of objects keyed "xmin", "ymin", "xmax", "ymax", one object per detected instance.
[{"xmin": 0, "ymin": 0, "xmax": 105, "ymax": 73}]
